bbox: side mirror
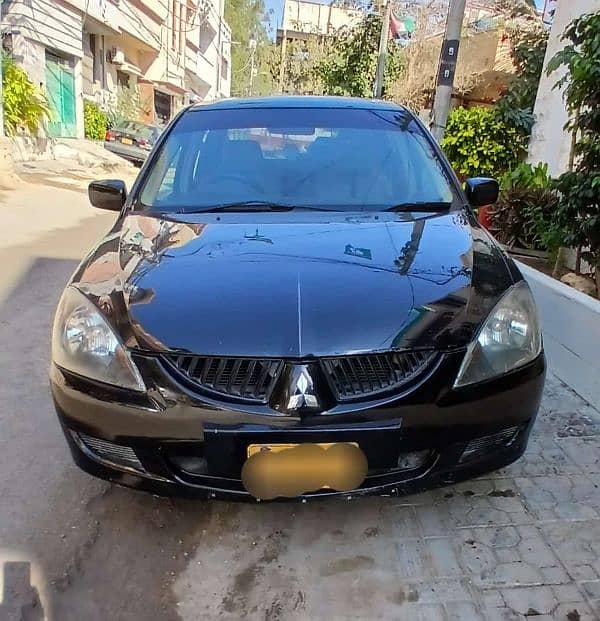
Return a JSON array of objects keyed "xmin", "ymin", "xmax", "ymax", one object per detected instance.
[
  {"xmin": 464, "ymin": 177, "xmax": 499, "ymax": 207},
  {"xmin": 88, "ymin": 179, "xmax": 127, "ymax": 211}
]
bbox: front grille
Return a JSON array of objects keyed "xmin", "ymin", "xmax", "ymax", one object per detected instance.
[
  {"xmin": 321, "ymin": 350, "xmax": 436, "ymax": 401},
  {"xmin": 165, "ymin": 355, "xmax": 283, "ymax": 403}
]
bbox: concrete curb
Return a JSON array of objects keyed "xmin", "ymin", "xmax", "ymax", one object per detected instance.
[
  {"xmin": 9, "ymin": 136, "xmax": 136, "ymax": 171},
  {"xmin": 517, "ymin": 260, "xmax": 600, "ymax": 410},
  {"xmin": 518, "ymin": 260, "xmax": 600, "ymax": 312},
  {"xmin": 0, "ymin": 137, "xmax": 19, "ymax": 190}
]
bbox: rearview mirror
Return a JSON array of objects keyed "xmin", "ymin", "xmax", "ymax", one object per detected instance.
[
  {"xmin": 89, "ymin": 179, "xmax": 127, "ymax": 211},
  {"xmin": 464, "ymin": 177, "xmax": 499, "ymax": 207}
]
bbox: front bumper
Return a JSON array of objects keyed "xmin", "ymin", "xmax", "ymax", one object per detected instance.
[{"xmin": 50, "ymin": 351, "xmax": 546, "ymax": 500}]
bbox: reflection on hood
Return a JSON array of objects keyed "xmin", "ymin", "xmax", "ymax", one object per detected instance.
[{"xmin": 71, "ymin": 210, "xmax": 513, "ymax": 357}]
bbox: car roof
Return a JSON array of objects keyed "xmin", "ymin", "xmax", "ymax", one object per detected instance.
[{"xmin": 188, "ymin": 95, "xmax": 410, "ymax": 113}]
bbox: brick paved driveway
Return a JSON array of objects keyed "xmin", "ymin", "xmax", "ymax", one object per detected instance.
[
  {"xmin": 381, "ymin": 372, "xmax": 600, "ymax": 621},
  {"xmin": 1, "ymin": 196, "xmax": 599, "ymax": 619},
  {"xmin": 174, "ymin": 373, "xmax": 600, "ymax": 621}
]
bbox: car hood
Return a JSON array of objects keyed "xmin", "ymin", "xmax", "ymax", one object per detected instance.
[{"xmin": 73, "ymin": 210, "xmax": 514, "ymax": 357}]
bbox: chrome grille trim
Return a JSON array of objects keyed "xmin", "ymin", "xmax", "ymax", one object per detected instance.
[
  {"xmin": 321, "ymin": 350, "xmax": 437, "ymax": 401},
  {"xmin": 165, "ymin": 355, "xmax": 284, "ymax": 403}
]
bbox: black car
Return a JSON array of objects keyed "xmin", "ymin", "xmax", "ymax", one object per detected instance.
[
  {"xmin": 50, "ymin": 96, "xmax": 545, "ymax": 501},
  {"xmin": 104, "ymin": 120, "xmax": 161, "ymax": 165}
]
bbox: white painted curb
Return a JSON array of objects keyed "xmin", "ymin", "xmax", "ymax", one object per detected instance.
[{"xmin": 517, "ymin": 260, "xmax": 600, "ymax": 410}]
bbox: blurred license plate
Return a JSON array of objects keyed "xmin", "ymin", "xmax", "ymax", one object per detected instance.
[
  {"xmin": 242, "ymin": 442, "xmax": 366, "ymax": 499},
  {"xmin": 121, "ymin": 137, "xmax": 133, "ymax": 145},
  {"xmin": 247, "ymin": 442, "xmax": 357, "ymax": 457}
]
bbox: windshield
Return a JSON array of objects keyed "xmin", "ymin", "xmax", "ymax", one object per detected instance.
[{"xmin": 139, "ymin": 107, "xmax": 457, "ymax": 212}]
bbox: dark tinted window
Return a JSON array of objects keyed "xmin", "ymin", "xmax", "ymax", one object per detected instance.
[{"xmin": 139, "ymin": 107, "xmax": 456, "ymax": 211}]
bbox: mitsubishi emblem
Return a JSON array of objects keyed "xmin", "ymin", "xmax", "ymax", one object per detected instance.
[{"xmin": 286, "ymin": 365, "xmax": 319, "ymax": 412}]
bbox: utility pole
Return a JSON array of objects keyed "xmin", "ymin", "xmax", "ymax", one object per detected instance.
[
  {"xmin": 278, "ymin": 31, "xmax": 288, "ymax": 93},
  {"xmin": 373, "ymin": 0, "xmax": 392, "ymax": 99},
  {"xmin": 430, "ymin": 0, "xmax": 466, "ymax": 142},
  {"xmin": 248, "ymin": 36, "xmax": 257, "ymax": 96}
]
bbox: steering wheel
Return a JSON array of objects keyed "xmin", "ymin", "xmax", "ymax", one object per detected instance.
[{"xmin": 203, "ymin": 173, "xmax": 264, "ymax": 194}]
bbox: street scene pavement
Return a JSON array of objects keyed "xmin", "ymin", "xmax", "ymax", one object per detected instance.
[{"xmin": 1, "ymin": 176, "xmax": 599, "ymax": 621}]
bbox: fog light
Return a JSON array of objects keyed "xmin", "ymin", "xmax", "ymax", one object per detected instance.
[
  {"xmin": 75, "ymin": 432, "xmax": 145, "ymax": 473},
  {"xmin": 459, "ymin": 426, "xmax": 520, "ymax": 463},
  {"xmin": 397, "ymin": 450, "xmax": 430, "ymax": 471}
]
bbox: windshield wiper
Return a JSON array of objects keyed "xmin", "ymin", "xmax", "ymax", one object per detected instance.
[
  {"xmin": 179, "ymin": 201, "xmax": 296, "ymax": 213},
  {"xmin": 385, "ymin": 202, "xmax": 452, "ymax": 212}
]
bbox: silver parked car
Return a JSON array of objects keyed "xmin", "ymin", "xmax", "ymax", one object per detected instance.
[{"xmin": 104, "ymin": 121, "xmax": 161, "ymax": 165}]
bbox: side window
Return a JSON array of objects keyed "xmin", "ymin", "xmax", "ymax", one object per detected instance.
[
  {"xmin": 140, "ymin": 142, "xmax": 181, "ymax": 204},
  {"xmin": 140, "ymin": 129, "xmax": 206, "ymax": 205},
  {"xmin": 408, "ymin": 132, "xmax": 454, "ymax": 201},
  {"xmin": 159, "ymin": 153, "xmax": 179, "ymax": 199}
]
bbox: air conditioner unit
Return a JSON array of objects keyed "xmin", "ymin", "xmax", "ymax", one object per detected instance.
[{"xmin": 109, "ymin": 48, "xmax": 125, "ymax": 64}]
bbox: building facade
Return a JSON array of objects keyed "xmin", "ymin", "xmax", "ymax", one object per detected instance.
[
  {"xmin": 1, "ymin": 0, "xmax": 231, "ymax": 138},
  {"xmin": 276, "ymin": 0, "xmax": 362, "ymax": 44}
]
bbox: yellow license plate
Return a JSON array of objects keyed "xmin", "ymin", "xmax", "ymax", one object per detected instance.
[
  {"xmin": 247, "ymin": 442, "xmax": 358, "ymax": 458},
  {"xmin": 121, "ymin": 137, "xmax": 133, "ymax": 145},
  {"xmin": 243, "ymin": 442, "xmax": 366, "ymax": 499}
]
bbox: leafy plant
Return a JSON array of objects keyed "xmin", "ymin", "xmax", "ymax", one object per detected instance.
[
  {"xmin": 495, "ymin": 22, "xmax": 548, "ymax": 137},
  {"xmin": 1, "ymin": 53, "xmax": 50, "ymax": 136},
  {"xmin": 488, "ymin": 162, "xmax": 562, "ymax": 252},
  {"xmin": 494, "ymin": 0, "xmax": 539, "ymax": 19},
  {"xmin": 441, "ymin": 106, "xmax": 526, "ymax": 179},
  {"xmin": 268, "ymin": 37, "xmax": 327, "ymax": 95},
  {"xmin": 225, "ymin": 0, "xmax": 273, "ymax": 96},
  {"xmin": 502, "ymin": 161, "xmax": 552, "ymax": 191},
  {"xmin": 83, "ymin": 100, "xmax": 107, "ymax": 140},
  {"xmin": 547, "ymin": 12, "xmax": 600, "ymax": 292},
  {"xmin": 316, "ymin": 13, "xmax": 405, "ymax": 98},
  {"xmin": 105, "ymin": 85, "xmax": 149, "ymax": 127}
]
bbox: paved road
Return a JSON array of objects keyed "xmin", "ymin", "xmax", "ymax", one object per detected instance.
[{"xmin": 1, "ymin": 182, "xmax": 599, "ymax": 621}]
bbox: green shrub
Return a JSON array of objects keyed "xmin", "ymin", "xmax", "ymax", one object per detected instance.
[
  {"xmin": 487, "ymin": 162, "xmax": 563, "ymax": 253},
  {"xmin": 548, "ymin": 12, "xmax": 600, "ymax": 290},
  {"xmin": 106, "ymin": 85, "xmax": 149, "ymax": 127},
  {"xmin": 84, "ymin": 100, "xmax": 108, "ymax": 140},
  {"xmin": 1, "ymin": 54, "xmax": 49, "ymax": 136},
  {"xmin": 441, "ymin": 106, "xmax": 526, "ymax": 179},
  {"xmin": 495, "ymin": 22, "xmax": 548, "ymax": 137}
]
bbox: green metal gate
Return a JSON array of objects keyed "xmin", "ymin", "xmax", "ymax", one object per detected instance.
[{"xmin": 45, "ymin": 52, "xmax": 77, "ymax": 138}]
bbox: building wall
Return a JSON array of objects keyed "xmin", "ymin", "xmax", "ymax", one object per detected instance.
[
  {"xmin": 82, "ymin": 31, "xmax": 146, "ymax": 104},
  {"xmin": 281, "ymin": 0, "xmax": 361, "ymax": 36},
  {"xmin": 219, "ymin": 22, "xmax": 231, "ymax": 98},
  {"xmin": 2, "ymin": 0, "xmax": 85, "ymax": 137},
  {"xmin": 3, "ymin": 0, "xmax": 83, "ymax": 58},
  {"xmin": 185, "ymin": 1, "xmax": 231, "ymax": 101},
  {"xmin": 1, "ymin": 0, "xmax": 231, "ymax": 137},
  {"xmin": 528, "ymin": 0, "xmax": 600, "ymax": 177}
]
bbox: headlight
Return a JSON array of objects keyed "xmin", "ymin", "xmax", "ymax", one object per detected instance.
[
  {"xmin": 454, "ymin": 281, "xmax": 541, "ymax": 388},
  {"xmin": 52, "ymin": 286, "xmax": 145, "ymax": 392}
]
